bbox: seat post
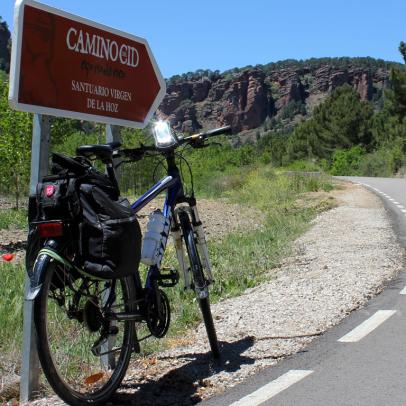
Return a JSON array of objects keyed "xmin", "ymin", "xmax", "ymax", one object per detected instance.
[
  {"xmin": 105, "ymin": 160, "xmax": 120, "ymax": 194},
  {"xmin": 106, "ymin": 125, "xmax": 121, "ymax": 195}
]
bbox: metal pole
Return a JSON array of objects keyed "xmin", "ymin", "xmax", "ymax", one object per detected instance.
[
  {"xmin": 101, "ymin": 125, "xmax": 121, "ymax": 369},
  {"xmin": 106, "ymin": 124, "xmax": 120, "ymax": 143},
  {"xmin": 106, "ymin": 124, "xmax": 121, "ymax": 181},
  {"xmin": 20, "ymin": 114, "xmax": 50, "ymax": 402}
]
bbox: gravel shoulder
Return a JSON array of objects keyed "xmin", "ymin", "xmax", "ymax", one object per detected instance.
[
  {"xmin": 111, "ymin": 182, "xmax": 404, "ymax": 405},
  {"xmin": 16, "ymin": 182, "xmax": 405, "ymax": 405}
]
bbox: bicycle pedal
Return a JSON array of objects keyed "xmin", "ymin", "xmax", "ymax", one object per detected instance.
[
  {"xmin": 157, "ymin": 269, "xmax": 179, "ymax": 287},
  {"xmin": 91, "ymin": 326, "xmax": 119, "ymax": 356},
  {"xmin": 91, "ymin": 337, "xmax": 107, "ymax": 356},
  {"xmin": 108, "ymin": 326, "xmax": 119, "ymax": 335}
]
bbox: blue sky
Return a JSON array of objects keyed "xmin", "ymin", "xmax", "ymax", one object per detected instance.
[{"xmin": 2, "ymin": 0, "xmax": 405, "ymax": 78}]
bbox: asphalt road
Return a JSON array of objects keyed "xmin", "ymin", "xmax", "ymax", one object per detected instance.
[{"xmin": 203, "ymin": 176, "xmax": 406, "ymax": 406}]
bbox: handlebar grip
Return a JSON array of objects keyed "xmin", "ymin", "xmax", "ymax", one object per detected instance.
[
  {"xmin": 202, "ymin": 125, "xmax": 232, "ymax": 138},
  {"xmin": 120, "ymin": 148, "xmax": 143, "ymax": 160}
]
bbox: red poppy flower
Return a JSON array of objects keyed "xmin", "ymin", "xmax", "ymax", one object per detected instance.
[{"xmin": 2, "ymin": 253, "xmax": 16, "ymax": 262}]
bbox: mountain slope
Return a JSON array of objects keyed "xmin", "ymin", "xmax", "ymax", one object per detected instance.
[{"xmin": 158, "ymin": 58, "xmax": 401, "ymax": 137}]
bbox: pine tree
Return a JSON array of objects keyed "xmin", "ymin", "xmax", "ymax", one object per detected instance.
[
  {"xmin": 385, "ymin": 42, "xmax": 406, "ymax": 118},
  {"xmin": 372, "ymin": 42, "xmax": 406, "ymax": 146},
  {"xmin": 287, "ymin": 84, "xmax": 373, "ymax": 161}
]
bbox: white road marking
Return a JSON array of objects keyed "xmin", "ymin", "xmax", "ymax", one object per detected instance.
[
  {"xmin": 360, "ymin": 185, "xmax": 406, "ymax": 210},
  {"xmin": 230, "ymin": 370, "xmax": 313, "ymax": 406},
  {"xmin": 400, "ymin": 287, "xmax": 406, "ymax": 295},
  {"xmin": 401, "ymin": 209, "xmax": 406, "ymax": 213},
  {"xmin": 338, "ymin": 310, "xmax": 396, "ymax": 343}
]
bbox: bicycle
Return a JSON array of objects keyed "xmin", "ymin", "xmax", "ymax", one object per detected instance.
[{"xmin": 29, "ymin": 121, "xmax": 231, "ymax": 405}]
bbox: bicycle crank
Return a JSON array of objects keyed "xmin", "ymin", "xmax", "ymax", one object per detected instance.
[{"xmin": 146, "ymin": 289, "xmax": 170, "ymax": 338}]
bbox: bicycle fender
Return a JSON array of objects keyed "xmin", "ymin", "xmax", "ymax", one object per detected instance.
[{"xmin": 26, "ymin": 251, "xmax": 53, "ymax": 301}]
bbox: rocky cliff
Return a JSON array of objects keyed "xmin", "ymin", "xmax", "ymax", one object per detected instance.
[
  {"xmin": 0, "ymin": 19, "xmax": 11, "ymax": 72},
  {"xmin": 158, "ymin": 58, "xmax": 394, "ymax": 135}
]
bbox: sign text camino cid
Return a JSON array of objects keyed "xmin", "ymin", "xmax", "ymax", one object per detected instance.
[{"xmin": 9, "ymin": 0, "xmax": 166, "ymax": 128}]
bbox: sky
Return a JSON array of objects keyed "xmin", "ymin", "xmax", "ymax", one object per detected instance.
[{"xmin": 1, "ymin": 0, "xmax": 405, "ymax": 78}]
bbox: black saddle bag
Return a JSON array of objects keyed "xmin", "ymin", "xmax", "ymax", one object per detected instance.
[
  {"xmin": 27, "ymin": 152, "xmax": 141, "ymax": 280},
  {"xmin": 79, "ymin": 183, "xmax": 141, "ymax": 279}
]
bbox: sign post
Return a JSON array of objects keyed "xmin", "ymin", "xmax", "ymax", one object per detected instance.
[
  {"xmin": 20, "ymin": 114, "xmax": 50, "ymax": 402},
  {"xmin": 8, "ymin": 0, "xmax": 166, "ymax": 401}
]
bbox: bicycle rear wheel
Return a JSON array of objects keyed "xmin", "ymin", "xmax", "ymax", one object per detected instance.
[
  {"xmin": 179, "ymin": 212, "xmax": 220, "ymax": 358},
  {"xmin": 34, "ymin": 257, "xmax": 135, "ymax": 405}
]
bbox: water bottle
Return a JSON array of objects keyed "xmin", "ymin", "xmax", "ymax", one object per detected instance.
[{"xmin": 141, "ymin": 209, "xmax": 170, "ymax": 266}]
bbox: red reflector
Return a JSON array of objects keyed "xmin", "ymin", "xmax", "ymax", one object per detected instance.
[
  {"xmin": 45, "ymin": 185, "xmax": 56, "ymax": 197},
  {"xmin": 37, "ymin": 222, "xmax": 64, "ymax": 238}
]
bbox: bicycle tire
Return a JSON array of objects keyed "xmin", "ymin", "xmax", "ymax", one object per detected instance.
[
  {"xmin": 34, "ymin": 258, "xmax": 136, "ymax": 405},
  {"xmin": 179, "ymin": 212, "xmax": 220, "ymax": 358}
]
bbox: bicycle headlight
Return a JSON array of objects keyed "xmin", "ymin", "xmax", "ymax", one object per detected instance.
[{"xmin": 152, "ymin": 120, "xmax": 178, "ymax": 149}]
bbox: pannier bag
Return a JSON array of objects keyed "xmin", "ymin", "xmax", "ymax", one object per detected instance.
[
  {"xmin": 27, "ymin": 152, "xmax": 142, "ymax": 280},
  {"xmin": 36, "ymin": 175, "xmax": 81, "ymax": 221},
  {"xmin": 79, "ymin": 183, "xmax": 141, "ymax": 279},
  {"xmin": 26, "ymin": 195, "xmax": 42, "ymax": 281},
  {"xmin": 26, "ymin": 175, "xmax": 80, "ymax": 279}
]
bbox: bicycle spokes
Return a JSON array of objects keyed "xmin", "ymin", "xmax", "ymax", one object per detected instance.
[{"xmin": 44, "ymin": 268, "xmax": 130, "ymax": 393}]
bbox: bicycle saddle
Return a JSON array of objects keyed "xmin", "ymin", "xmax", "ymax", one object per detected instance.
[
  {"xmin": 52, "ymin": 152, "xmax": 89, "ymax": 175},
  {"xmin": 76, "ymin": 142, "xmax": 121, "ymax": 162}
]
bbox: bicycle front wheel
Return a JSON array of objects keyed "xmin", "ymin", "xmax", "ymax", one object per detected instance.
[
  {"xmin": 179, "ymin": 212, "xmax": 220, "ymax": 359},
  {"xmin": 34, "ymin": 257, "xmax": 135, "ymax": 405}
]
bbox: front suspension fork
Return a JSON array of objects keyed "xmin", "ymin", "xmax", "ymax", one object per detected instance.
[{"xmin": 172, "ymin": 205, "xmax": 214, "ymax": 290}]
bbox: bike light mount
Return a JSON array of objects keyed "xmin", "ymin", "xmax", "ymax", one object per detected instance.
[{"xmin": 152, "ymin": 120, "xmax": 178, "ymax": 149}]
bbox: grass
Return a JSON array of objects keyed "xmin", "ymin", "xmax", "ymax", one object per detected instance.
[
  {"xmin": 0, "ymin": 208, "xmax": 27, "ymax": 230},
  {"xmin": 0, "ymin": 262, "xmax": 25, "ymax": 376},
  {"xmin": 135, "ymin": 166, "xmax": 335, "ymax": 354},
  {"xmin": 0, "ymin": 165, "xmax": 335, "ymax": 372}
]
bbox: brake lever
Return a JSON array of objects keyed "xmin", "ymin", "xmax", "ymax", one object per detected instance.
[
  {"xmin": 192, "ymin": 141, "xmax": 209, "ymax": 149},
  {"xmin": 114, "ymin": 159, "xmax": 131, "ymax": 169},
  {"xmin": 193, "ymin": 141, "xmax": 223, "ymax": 149}
]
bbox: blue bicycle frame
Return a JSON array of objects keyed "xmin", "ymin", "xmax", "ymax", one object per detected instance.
[
  {"xmin": 130, "ymin": 157, "xmax": 185, "ymax": 295},
  {"xmin": 128, "ymin": 150, "xmax": 214, "ymax": 300}
]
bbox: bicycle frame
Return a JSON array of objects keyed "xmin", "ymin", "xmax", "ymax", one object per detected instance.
[{"xmin": 129, "ymin": 153, "xmax": 214, "ymax": 297}]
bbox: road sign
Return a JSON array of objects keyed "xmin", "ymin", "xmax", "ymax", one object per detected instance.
[{"xmin": 8, "ymin": 0, "xmax": 166, "ymax": 128}]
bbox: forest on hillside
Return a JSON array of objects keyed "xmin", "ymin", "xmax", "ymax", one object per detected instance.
[{"xmin": 167, "ymin": 56, "xmax": 404, "ymax": 85}]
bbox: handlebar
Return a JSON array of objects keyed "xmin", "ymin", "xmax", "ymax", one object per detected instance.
[
  {"xmin": 119, "ymin": 125, "xmax": 232, "ymax": 162},
  {"xmin": 118, "ymin": 144, "xmax": 155, "ymax": 161},
  {"xmin": 184, "ymin": 125, "xmax": 232, "ymax": 143}
]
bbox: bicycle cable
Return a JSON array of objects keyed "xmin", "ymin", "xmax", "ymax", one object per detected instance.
[{"xmin": 175, "ymin": 151, "xmax": 194, "ymax": 197}]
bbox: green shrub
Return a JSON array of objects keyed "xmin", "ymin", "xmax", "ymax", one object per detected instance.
[
  {"xmin": 330, "ymin": 146, "xmax": 365, "ymax": 175},
  {"xmin": 285, "ymin": 159, "xmax": 321, "ymax": 172},
  {"xmin": 280, "ymin": 100, "xmax": 307, "ymax": 120},
  {"xmin": 357, "ymin": 147, "xmax": 404, "ymax": 177}
]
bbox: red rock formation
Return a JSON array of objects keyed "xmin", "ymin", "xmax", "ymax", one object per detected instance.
[{"xmin": 157, "ymin": 62, "xmax": 389, "ymax": 134}]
